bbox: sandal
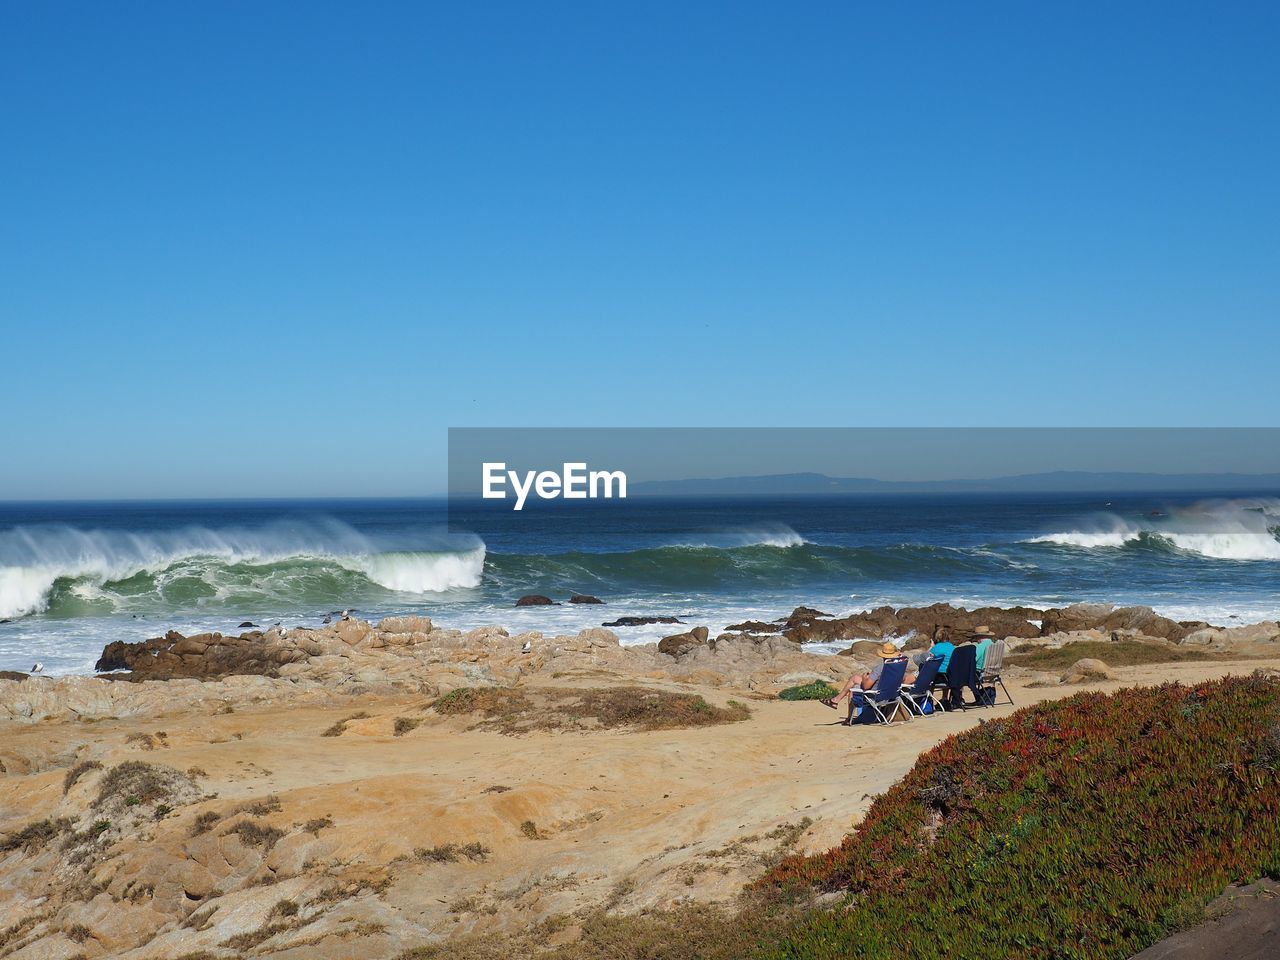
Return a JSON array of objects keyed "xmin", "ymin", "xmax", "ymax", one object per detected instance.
[{"xmin": 821, "ymin": 697, "xmax": 837, "ymax": 709}]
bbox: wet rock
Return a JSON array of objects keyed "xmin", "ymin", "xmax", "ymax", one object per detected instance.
[
  {"xmin": 569, "ymin": 594, "xmax": 604, "ymax": 604},
  {"xmin": 724, "ymin": 620, "xmax": 781, "ymax": 634},
  {"xmin": 602, "ymin": 616, "xmax": 685, "ymax": 628},
  {"xmin": 238, "ymin": 621, "xmax": 257, "ymax": 629},
  {"xmin": 516, "ymin": 595, "xmax": 557, "ymax": 607},
  {"xmin": 658, "ymin": 626, "xmax": 710, "ymax": 659},
  {"xmin": 0, "ymin": 671, "xmax": 29, "ymax": 682}
]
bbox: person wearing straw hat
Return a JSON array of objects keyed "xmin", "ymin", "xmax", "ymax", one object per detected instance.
[
  {"xmin": 822, "ymin": 641, "xmax": 916, "ymax": 711},
  {"xmin": 972, "ymin": 625, "xmax": 996, "ymax": 673}
]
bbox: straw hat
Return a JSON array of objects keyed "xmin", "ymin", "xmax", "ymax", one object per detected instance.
[
  {"xmin": 876, "ymin": 642, "xmax": 900, "ymax": 659},
  {"xmin": 972, "ymin": 625, "xmax": 995, "ymax": 638}
]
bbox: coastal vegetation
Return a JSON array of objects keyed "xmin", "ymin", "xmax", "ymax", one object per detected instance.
[
  {"xmin": 777, "ymin": 681, "xmax": 838, "ymax": 701},
  {"xmin": 760, "ymin": 673, "xmax": 1280, "ymax": 958},
  {"xmin": 431, "ymin": 685, "xmax": 750, "ymax": 734}
]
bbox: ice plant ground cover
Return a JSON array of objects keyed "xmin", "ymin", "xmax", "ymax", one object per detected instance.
[{"xmin": 759, "ymin": 674, "xmax": 1280, "ymax": 960}]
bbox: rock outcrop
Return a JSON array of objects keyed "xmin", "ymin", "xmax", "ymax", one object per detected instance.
[
  {"xmin": 602, "ymin": 616, "xmax": 684, "ymax": 627},
  {"xmin": 783, "ymin": 604, "xmax": 1044, "ymax": 646},
  {"xmin": 1039, "ymin": 604, "xmax": 1206, "ymax": 643}
]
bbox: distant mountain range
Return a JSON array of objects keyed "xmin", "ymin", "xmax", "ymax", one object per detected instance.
[{"xmin": 630, "ymin": 471, "xmax": 1280, "ymax": 496}]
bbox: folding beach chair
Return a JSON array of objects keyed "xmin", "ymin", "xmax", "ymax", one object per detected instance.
[
  {"xmin": 848, "ymin": 657, "xmax": 911, "ymax": 725},
  {"xmin": 898, "ymin": 656, "xmax": 946, "ymax": 716},
  {"xmin": 978, "ymin": 639, "xmax": 1013, "ymax": 706},
  {"xmin": 944, "ymin": 644, "xmax": 982, "ymax": 711}
]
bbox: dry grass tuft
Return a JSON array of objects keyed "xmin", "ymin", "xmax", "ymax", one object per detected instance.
[
  {"xmin": 1, "ymin": 818, "xmax": 74, "ymax": 854},
  {"xmin": 1009, "ymin": 640, "xmax": 1222, "ymax": 670},
  {"xmin": 414, "ymin": 842, "xmax": 491, "ymax": 863},
  {"xmin": 322, "ymin": 712, "xmax": 371, "ymax": 737},
  {"xmin": 63, "ymin": 760, "xmax": 103, "ymax": 794}
]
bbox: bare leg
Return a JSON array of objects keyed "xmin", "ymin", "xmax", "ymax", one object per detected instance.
[{"xmin": 828, "ymin": 673, "xmax": 866, "ymax": 706}]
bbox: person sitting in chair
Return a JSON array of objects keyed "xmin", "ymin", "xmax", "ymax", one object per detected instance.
[{"xmin": 822, "ymin": 642, "xmax": 916, "ymax": 711}]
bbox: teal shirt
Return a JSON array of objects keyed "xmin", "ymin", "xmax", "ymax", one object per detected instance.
[
  {"xmin": 975, "ymin": 638, "xmax": 994, "ymax": 671},
  {"xmin": 930, "ymin": 640, "xmax": 955, "ymax": 672}
]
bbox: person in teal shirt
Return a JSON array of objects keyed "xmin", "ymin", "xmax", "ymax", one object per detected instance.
[
  {"xmin": 929, "ymin": 626, "xmax": 956, "ymax": 673},
  {"xmin": 973, "ymin": 626, "xmax": 995, "ymax": 671}
]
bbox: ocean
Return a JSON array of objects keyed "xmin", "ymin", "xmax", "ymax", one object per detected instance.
[{"xmin": 2, "ymin": 493, "xmax": 1278, "ymax": 675}]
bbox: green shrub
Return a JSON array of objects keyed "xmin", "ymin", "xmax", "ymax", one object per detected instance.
[
  {"xmin": 777, "ymin": 681, "xmax": 837, "ymax": 702},
  {"xmin": 759, "ymin": 674, "xmax": 1280, "ymax": 959}
]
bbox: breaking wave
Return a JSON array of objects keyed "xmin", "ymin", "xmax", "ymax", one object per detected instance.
[
  {"xmin": 0, "ymin": 520, "xmax": 485, "ymax": 620},
  {"xmin": 1026, "ymin": 498, "xmax": 1280, "ymax": 561}
]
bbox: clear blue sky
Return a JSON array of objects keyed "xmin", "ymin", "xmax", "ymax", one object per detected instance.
[{"xmin": 2, "ymin": 1, "xmax": 1277, "ymax": 499}]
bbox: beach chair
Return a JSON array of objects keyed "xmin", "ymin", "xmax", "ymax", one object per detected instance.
[
  {"xmin": 898, "ymin": 656, "xmax": 946, "ymax": 716},
  {"xmin": 848, "ymin": 657, "xmax": 911, "ymax": 725},
  {"xmin": 944, "ymin": 644, "xmax": 982, "ymax": 711},
  {"xmin": 979, "ymin": 639, "xmax": 1013, "ymax": 706}
]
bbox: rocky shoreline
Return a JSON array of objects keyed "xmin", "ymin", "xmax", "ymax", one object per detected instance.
[
  {"xmin": 1, "ymin": 601, "xmax": 1278, "ymax": 724},
  {"xmin": 1, "ymin": 602, "xmax": 1279, "ymax": 959}
]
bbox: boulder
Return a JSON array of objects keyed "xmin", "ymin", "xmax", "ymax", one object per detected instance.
[
  {"xmin": 658, "ymin": 626, "xmax": 710, "ymax": 659},
  {"xmin": 376, "ymin": 615, "xmax": 434, "ymax": 634},
  {"xmin": 515, "ymin": 595, "xmax": 557, "ymax": 607},
  {"xmin": 1060, "ymin": 658, "xmax": 1115, "ymax": 684},
  {"xmin": 568, "ymin": 594, "xmax": 604, "ymax": 604},
  {"xmin": 93, "ymin": 629, "xmax": 308, "ymax": 680},
  {"xmin": 1180, "ymin": 622, "xmax": 1280, "ymax": 649}
]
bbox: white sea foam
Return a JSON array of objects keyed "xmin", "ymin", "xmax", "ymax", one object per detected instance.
[
  {"xmin": 348, "ymin": 549, "xmax": 485, "ymax": 593},
  {"xmin": 676, "ymin": 525, "xmax": 808, "ymax": 549},
  {"xmin": 1026, "ymin": 498, "xmax": 1280, "ymax": 560}
]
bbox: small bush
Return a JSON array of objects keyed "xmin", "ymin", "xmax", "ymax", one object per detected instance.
[
  {"xmin": 520, "ymin": 820, "xmax": 542, "ymax": 840},
  {"xmin": 64, "ymin": 923, "xmax": 92, "ymax": 943},
  {"xmin": 190, "ymin": 811, "xmax": 221, "ymax": 836},
  {"xmin": 394, "ymin": 716, "xmax": 422, "ymax": 736},
  {"xmin": 63, "ymin": 760, "xmax": 104, "ymax": 794},
  {"xmin": 93, "ymin": 761, "xmax": 192, "ymax": 810},
  {"xmin": 226, "ymin": 820, "xmax": 285, "ymax": 851},
  {"xmin": 303, "ymin": 816, "xmax": 333, "ymax": 834},
  {"xmin": 777, "ymin": 681, "xmax": 837, "ymax": 702}
]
